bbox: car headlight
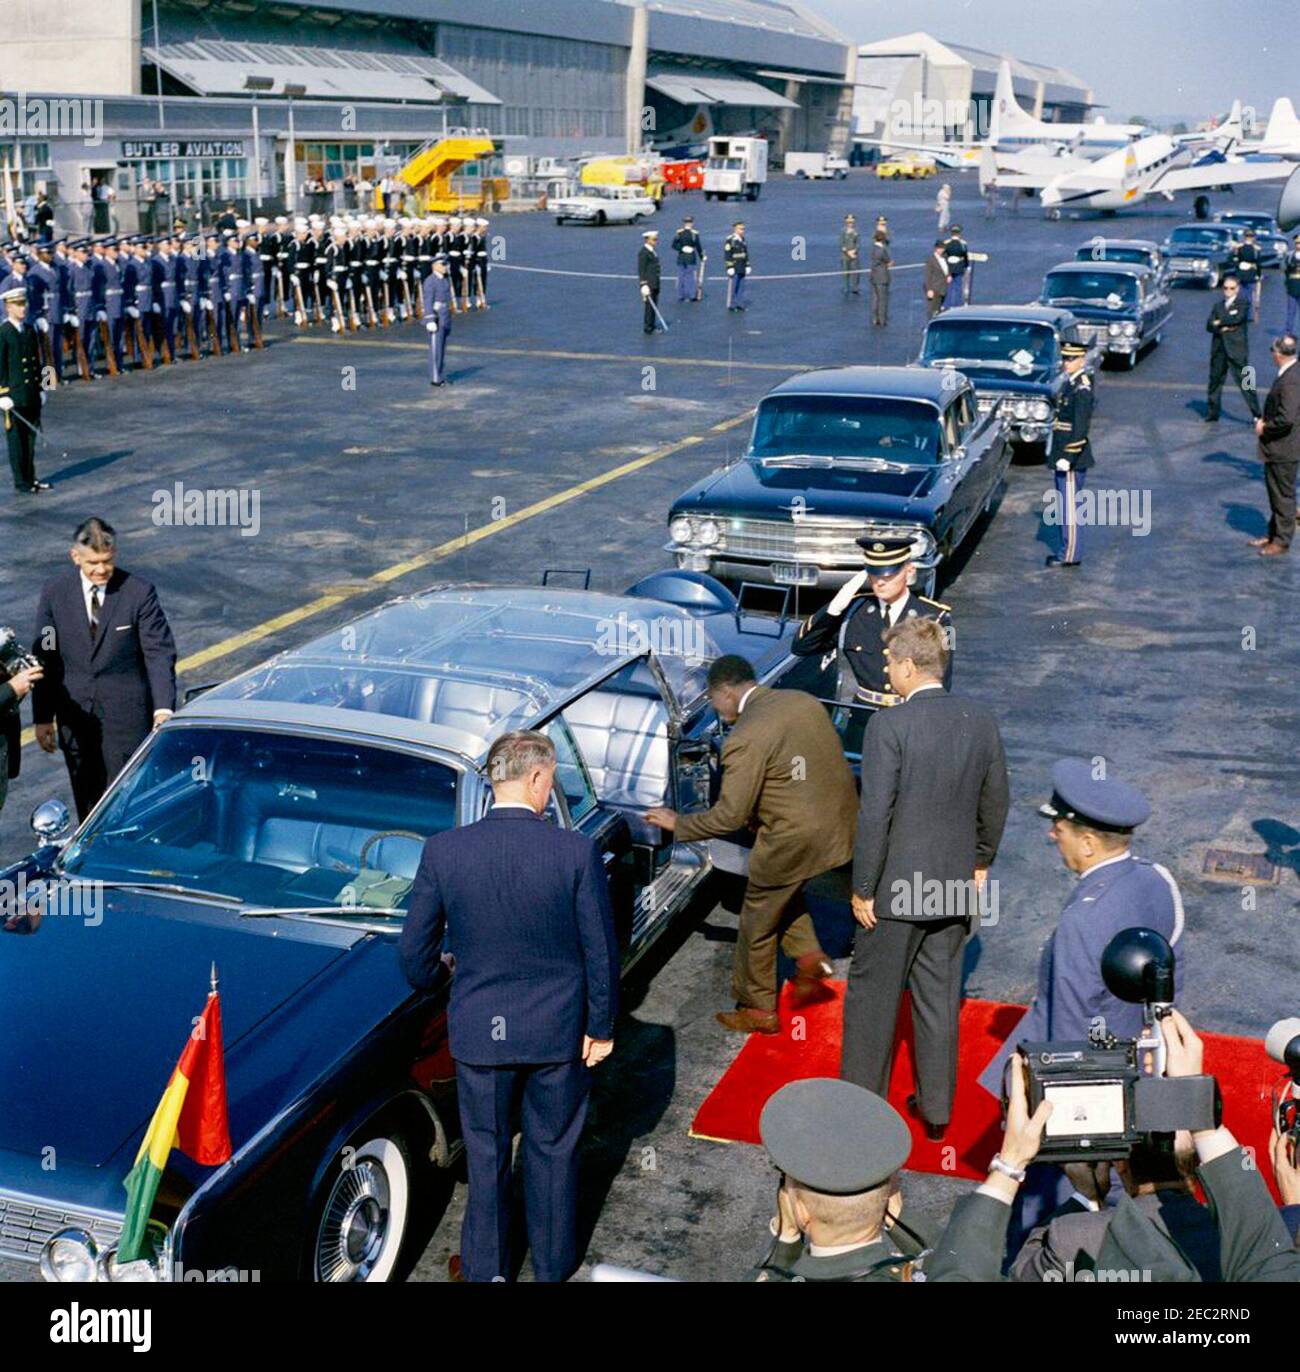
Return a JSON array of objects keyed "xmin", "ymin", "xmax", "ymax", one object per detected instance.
[
  {"xmin": 97, "ymin": 1246, "xmax": 160, "ymax": 1283},
  {"xmin": 1122, "ymin": 322, "xmax": 1137, "ymax": 337},
  {"xmin": 695, "ymin": 518, "xmax": 720, "ymax": 547},
  {"xmin": 668, "ymin": 515, "xmax": 695, "ymax": 545},
  {"xmin": 1030, "ymin": 399, "xmax": 1052, "ymax": 421},
  {"xmin": 41, "ymin": 1228, "xmax": 99, "ymax": 1283},
  {"xmin": 1195, "ymin": 258, "xmax": 1209, "ymax": 270},
  {"xmin": 1011, "ymin": 398, "xmax": 1030, "ymax": 420},
  {"xmin": 1107, "ymin": 322, "xmax": 1122, "ymax": 337}
]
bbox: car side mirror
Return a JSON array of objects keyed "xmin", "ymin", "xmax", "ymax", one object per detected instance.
[{"xmin": 30, "ymin": 798, "xmax": 72, "ymax": 842}]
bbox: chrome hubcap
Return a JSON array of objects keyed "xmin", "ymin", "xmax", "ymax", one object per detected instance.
[{"xmin": 317, "ymin": 1159, "xmax": 391, "ymax": 1282}]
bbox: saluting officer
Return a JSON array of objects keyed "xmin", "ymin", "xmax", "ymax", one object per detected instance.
[
  {"xmin": 749, "ymin": 1078, "xmax": 930, "ymax": 1283},
  {"xmin": 637, "ymin": 229, "xmax": 662, "ymax": 333},
  {"xmin": 792, "ymin": 536, "xmax": 952, "ymax": 710},
  {"xmin": 671, "ymin": 214, "xmax": 703, "ymax": 303},
  {"xmin": 1045, "ymin": 340, "xmax": 1095, "ymax": 568},
  {"xmin": 723, "ymin": 221, "xmax": 750, "ymax": 311},
  {"xmin": 1231, "ymin": 229, "xmax": 1263, "ymax": 318},
  {"xmin": 1205, "ymin": 274, "xmax": 1262, "ymax": 423}
]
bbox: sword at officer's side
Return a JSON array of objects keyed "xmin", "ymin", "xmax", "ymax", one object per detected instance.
[{"xmin": 650, "ymin": 297, "xmax": 670, "ymax": 333}]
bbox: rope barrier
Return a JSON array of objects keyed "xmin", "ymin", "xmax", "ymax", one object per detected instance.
[{"xmin": 489, "ymin": 261, "xmax": 927, "ymax": 282}]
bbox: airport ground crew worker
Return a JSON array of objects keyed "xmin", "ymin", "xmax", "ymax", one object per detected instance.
[
  {"xmin": 638, "ymin": 229, "xmax": 661, "ymax": 333},
  {"xmin": 840, "ymin": 214, "xmax": 861, "ymax": 296},
  {"xmin": 1046, "ymin": 341, "xmax": 1094, "ymax": 567},
  {"xmin": 1205, "ymin": 275, "xmax": 1262, "ymax": 423},
  {"xmin": 724, "ymin": 223, "xmax": 750, "ymax": 311},
  {"xmin": 671, "ymin": 216, "xmax": 702, "ymax": 303},
  {"xmin": 421, "ymin": 253, "xmax": 453, "ymax": 386}
]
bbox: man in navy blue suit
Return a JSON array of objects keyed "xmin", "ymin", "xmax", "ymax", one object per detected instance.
[
  {"xmin": 32, "ymin": 517, "xmax": 177, "ymax": 819},
  {"xmin": 399, "ymin": 730, "xmax": 619, "ymax": 1283}
]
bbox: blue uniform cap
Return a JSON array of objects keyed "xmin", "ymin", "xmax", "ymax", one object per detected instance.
[
  {"xmin": 433, "ymin": 252, "xmax": 449, "ymax": 263},
  {"xmin": 759, "ymin": 1077, "xmax": 911, "ymax": 1193},
  {"xmin": 1040, "ymin": 757, "xmax": 1151, "ymax": 832}
]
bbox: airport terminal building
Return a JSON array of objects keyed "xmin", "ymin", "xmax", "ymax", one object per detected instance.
[{"xmin": 1, "ymin": 0, "xmax": 858, "ymax": 233}]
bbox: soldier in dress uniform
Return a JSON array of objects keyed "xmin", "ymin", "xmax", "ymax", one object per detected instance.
[
  {"xmin": 976, "ymin": 758, "xmax": 1184, "ymax": 1242},
  {"xmin": 399, "ymin": 222, "xmax": 419, "ymax": 318},
  {"xmin": 723, "ymin": 221, "xmax": 750, "ymax": 311},
  {"xmin": 27, "ymin": 245, "xmax": 63, "ymax": 382},
  {"xmin": 0, "ymin": 286, "xmax": 49, "ymax": 495},
  {"xmin": 68, "ymin": 241, "xmax": 100, "ymax": 377},
  {"xmin": 1045, "ymin": 340, "xmax": 1095, "ymax": 568},
  {"xmin": 203, "ymin": 232, "xmax": 229, "ymax": 353},
  {"xmin": 1284, "ymin": 233, "xmax": 1300, "ymax": 337},
  {"xmin": 748, "ymin": 1078, "xmax": 931, "ymax": 1282},
  {"xmin": 1204, "ymin": 275, "xmax": 1262, "ymax": 423},
  {"xmin": 637, "ymin": 229, "xmax": 662, "ymax": 333},
  {"xmin": 868, "ymin": 228, "xmax": 892, "ymax": 327},
  {"xmin": 791, "ymin": 537, "xmax": 953, "ymax": 712},
  {"xmin": 446, "ymin": 215, "xmax": 466, "ymax": 312},
  {"xmin": 240, "ymin": 232, "xmax": 264, "ymax": 347},
  {"xmin": 839, "ymin": 213, "xmax": 861, "ymax": 296},
  {"xmin": 96, "ymin": 239, "xmax": 126, "ymax": 373},
  {"xmin": 324, "ymin": 226, "xmax": 351, "ymax": 332},
  {"xmin": 1230, "ymin": 229, "xmax": 1263, "ymax": 318},
  {"xmin": 473, "ymin": 217, "xmax": 490, "ymax": 308},
  {"xmin": 942, "ymin": 225, "xmax": 970, "ymax": 307},
  {"xmin": 177, "ymin": 237, "xmax": 203, "ymax": 356},
  {"xmin": 671, "ymin": 214, "xmax": 703, "ymax": 303},
  {"xmin": 150, "ymin": 236, "xmax": 179, "ymax": 362},
  {"xmin": 421, "ymin": 252, "xmax": 453, "ymax": 387}
]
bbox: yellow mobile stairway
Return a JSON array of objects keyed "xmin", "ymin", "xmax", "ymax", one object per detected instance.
[{"xmin": 395, "ymin": 134, "xmax": 503, "ymax": 213}]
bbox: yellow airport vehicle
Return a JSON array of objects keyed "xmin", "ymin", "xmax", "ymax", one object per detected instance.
[
  {"xmin": 397, "ymin": 134, "xmax": 501, "ymax": 212},
  {"xmin": 581, "ymin": 156, "xmax": 666, "ymax": 204},
  {"xmin": 876, "ymin": 154, "xmax": 938, "ymax": 181}
]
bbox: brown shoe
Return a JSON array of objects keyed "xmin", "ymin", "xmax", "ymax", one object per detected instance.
[
  {"xmin": 1259, "ymin": 542, "xmax": 1290, "ymax": 556},
  {"xmin": 788, "ymin": 952, "xmax": 835, "ymax": 1006},
  {"xmin": 716, "ymin": 1008, "xmax": 780, "ymax": 1035},
  {"xmin": 1246, "ymin": 535, "xmax": 1271, "ymax": 547}
]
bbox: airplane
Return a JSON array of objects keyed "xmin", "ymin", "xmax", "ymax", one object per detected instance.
[
  {"xmin": 1254, "ymin": 96, "xmax": 1300, "ymax": 160},
  {"xmin": 981, "ymin": 133, "xmax": 1291, "ymax": 215},
  {"xmin": 856, "ymin": 60, "xmax": 1147, "ymax": 166}
]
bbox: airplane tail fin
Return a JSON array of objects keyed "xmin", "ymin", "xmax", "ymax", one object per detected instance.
[
  {"xmin": 1262, "ymin": 96, "xmax": 1300, "ymax": 152},
  {"xmin": 1218, "ymin": 99, "xmax": 1243, "ymax": 149},
  {"xmin": 989, "ymin": 58, "xmax": 1047, "ymax": 143}
]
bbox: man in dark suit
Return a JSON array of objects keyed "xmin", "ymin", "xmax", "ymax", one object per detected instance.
[
  {"xmin": 1204, "ymin": 275, "xmax": 1262, "ymax": 422},
  {"xmin": 645, "ymin": 655, "xmax": 857, "ymax": 1035},
  {"xmin": 0, "ymin": 285, "xmax": 49, "ymax": 496},
  {"xmin": 32, "ymin": 518, "xmax": 177, "ymax": 820},
  {"xmin": 638, "ymin": 229, "xmax": 662, "ymax": 333},
  {"xmin": 399, "ymin": 730, "xmax": 619, "ymax": 1283},
  {"xmin": 923, "ymin": 240, "xmax": 950, "ymax": 320},
  {"xmin": 841, "ymin": 617, "xmax": 1009, "ymax": 1139},
  {"xmin": 1250, "ymin": 334, "xmax": 1300, "ymax": 557},
  {"xmin": 0, "ymin": 650, "xmax": 42, "ymax": 815}
]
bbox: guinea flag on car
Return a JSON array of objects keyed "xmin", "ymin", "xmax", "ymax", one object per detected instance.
[{"xmin": 117, "ymin": 964, "xmax": 233, "ymax": 1264}]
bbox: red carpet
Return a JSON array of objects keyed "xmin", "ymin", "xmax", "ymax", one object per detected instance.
[{"xmin": 690, "ymin": 982, "xmax": 1284, "ymax": 1198}]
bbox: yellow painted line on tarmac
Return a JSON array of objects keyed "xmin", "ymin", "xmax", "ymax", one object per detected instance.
[
  {"xmin": 18, "ymin": 408, "xmax": 754, "ymax": 750},
  {"xmin": 292, "ymin": 333, "xmax": 811, "ymax": 372}
]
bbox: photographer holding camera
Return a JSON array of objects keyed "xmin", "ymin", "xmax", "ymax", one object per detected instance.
[
  {"xmin": 0, "ymin": 635, "xmax": 42, "ymax": 814},
  {"xmin": 930, "ymin": 1013, "xmax": 1300, "ymax": 1282}
]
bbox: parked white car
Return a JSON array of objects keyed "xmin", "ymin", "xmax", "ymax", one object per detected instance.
[{"xmin": 551, "ymin": 185, "xmax": 657, "ymax": 225}]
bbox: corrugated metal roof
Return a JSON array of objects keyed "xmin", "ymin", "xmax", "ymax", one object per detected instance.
[
  {"xmin": 618, "ymin": 0, "xmax": 846, "ymax": 43},
  {"xmin": 144, "ymin": 39, "xmax": 501, "ymax": 104},
  {"xmin": 647, "ymin": 65, "xmax": 797, "ymax": 108}
]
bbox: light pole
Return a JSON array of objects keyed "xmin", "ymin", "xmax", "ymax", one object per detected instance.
[
  {"xmin": 283, "ymin": 83, "xmax": 307, "ymax": 213},
  {"xmin": 244, "ymin": 75, "xmax": 273, "ymax": 210}
]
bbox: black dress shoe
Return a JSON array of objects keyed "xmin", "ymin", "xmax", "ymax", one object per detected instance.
[
  {"xmin": 906, "ymin": 1094, "xmax": 946, "ymax": 1142},
  {"xmin": 1202, "ymin": 414, "xmax": 1219, "ymax": 423},
  {"xmin": 1045, "ymin": 555, "xmax": 1080, "ymax": 568}
]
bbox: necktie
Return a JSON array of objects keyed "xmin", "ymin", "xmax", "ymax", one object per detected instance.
[{"xmin": 89, "ymin": 587, "xmax": 101, "ymax": 639}]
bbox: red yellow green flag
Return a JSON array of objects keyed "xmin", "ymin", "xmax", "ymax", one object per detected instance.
[{"xmin": 118, "ymin": 992, "xmax": 232, "ymax": 1264}]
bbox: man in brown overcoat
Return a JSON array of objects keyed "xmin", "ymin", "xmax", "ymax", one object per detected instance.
[{"xmin": 645, "ymin": 654, "xmax": 857, "ymax": 1034}]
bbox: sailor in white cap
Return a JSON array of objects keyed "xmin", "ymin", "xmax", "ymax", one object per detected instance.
[{"xmin": 638, "ymin": 229, "xmax": 662, "ymax": 333}]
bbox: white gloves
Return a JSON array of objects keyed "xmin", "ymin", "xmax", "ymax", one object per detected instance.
[
  {"xmin": 152, "ymin": 303, "xmax": 161, "ymax": 313},
  {"xmin": 34, "ymin": 317, "xmax": 48, "ymax": 334},
  {"xmin": 202, "ymin": 298, "xmax": 214, "ymax": 312},
  {"xmin": 0, "ymin": 397, "xmax": 13, "ymax": 411},
  {"xmin": 66, "ymin": 313, "xmax": 79, "ymax": 328},
  {"xmin": 224, "ymin": 292, "xmax": 231, "ymax": 302},
  {"xmin": 726, "ymin": 267, "xmax": 735, "ymax": 276},
  {"xmin": 95, "ymin": 310, "xmax": 107, "ymax": 322},
  {"xmin": 1055, "ymin": 458, "xmax": 1071, "ymax": 472},
  {"xmin": 126, "ymin": 306, "xmax": 139, "ymax": 319},
  {"xmin": 426, "ymin": 320, "xmax": 438, "ymax": 332},
  {"xmin": 180, "ymin": 301, "xmax": 192, "ymax": 314},
  {"xmin": 640, "ymin": 284, "xmax": 651, "ymax": 298},
  {"xmin": 828, "ymin": 568, "xmax": 870, "ymax": 616}
]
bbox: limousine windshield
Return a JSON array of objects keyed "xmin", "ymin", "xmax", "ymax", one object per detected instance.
[{"xmin": 749, "ymin": 394, "xmax": 941, "ymax": 465}]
